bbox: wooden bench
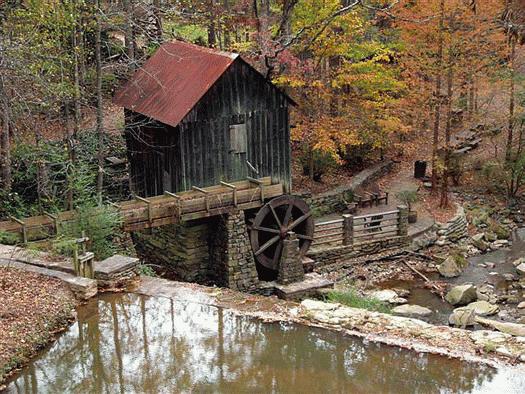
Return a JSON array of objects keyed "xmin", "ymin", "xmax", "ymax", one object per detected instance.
[
  {"xmin": 355, "ymin": 194, "xmax": 374, "ymax": 208},
  {"xmin": 365, "ymin": 191, "xmax": 389, "ymax": 206}
]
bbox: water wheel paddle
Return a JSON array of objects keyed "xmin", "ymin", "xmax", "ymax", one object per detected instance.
[{"xmin": 249, "ymin": 195, "xmax": 314, "ymax": 271}]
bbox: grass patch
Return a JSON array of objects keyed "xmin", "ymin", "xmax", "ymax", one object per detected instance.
[{"xmin": 325, "ymin": 289, "xmax": 392, "ymax": 314}]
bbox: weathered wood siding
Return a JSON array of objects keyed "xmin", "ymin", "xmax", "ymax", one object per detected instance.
[{"xmin": 124, "ymin": 59, "xmax": 292, "ymax": 197}]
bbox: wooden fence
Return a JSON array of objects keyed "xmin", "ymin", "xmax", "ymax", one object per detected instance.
[{"xmin": 313, "ymin": 206, "xmax": 408, "ymax": 248}]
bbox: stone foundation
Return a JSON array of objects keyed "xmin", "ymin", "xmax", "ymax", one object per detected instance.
[
  {"xmin": 307, "ymin": 236, "xmax": 409, "ymax": 272},
  {"xmin": 210, "ymin": 210, "xmax": 260, "ymax": 291},
  {"xmin": 133, "ymin": 221, "xmax": 212, "ymax": 282},
  {"xmin": 133, "ymin": 210, "xmax": 259, "ymax": 291},
  {"xmin": 277, "ymin": 233, "xmax": 305, "ymax": 284}
]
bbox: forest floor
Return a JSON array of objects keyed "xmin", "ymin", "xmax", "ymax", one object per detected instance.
[{"xmin": 0, "ymin": 267, "xmax": 77, "ymax": 387}]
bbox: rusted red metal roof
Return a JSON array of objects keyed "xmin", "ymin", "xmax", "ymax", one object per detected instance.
[{"xmin": 114, "ymin": 40, "xmax": 239, "ymax": 127}]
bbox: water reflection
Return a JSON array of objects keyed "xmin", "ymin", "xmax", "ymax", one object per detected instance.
[{"xmin": 4, "ymin": 293, "xmax": 524, "ymax": 393}]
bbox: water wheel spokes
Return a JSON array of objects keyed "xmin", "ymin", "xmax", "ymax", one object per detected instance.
[{"xmin": 249, "ymin": 195, "xmax": 314, "ymax": 271}]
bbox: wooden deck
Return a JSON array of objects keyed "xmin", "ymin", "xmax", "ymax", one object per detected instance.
[{"xmin": 0, "ymin": 177, "xmax": 284, "ymax": 243}]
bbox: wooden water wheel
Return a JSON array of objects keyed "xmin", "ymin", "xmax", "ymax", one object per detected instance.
[{"xmin": 249, "ymin": 195, "xmax": 314, "ymax": 271}]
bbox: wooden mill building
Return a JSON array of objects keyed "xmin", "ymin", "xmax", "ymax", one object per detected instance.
[{"xmin": 114, "ymin": 40, "xmax": 294, "ymax": 197}]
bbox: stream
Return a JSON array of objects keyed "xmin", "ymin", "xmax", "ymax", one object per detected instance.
[{"xmin": 4, "ymin": 293, "xmax": 525, "ymax": 393}]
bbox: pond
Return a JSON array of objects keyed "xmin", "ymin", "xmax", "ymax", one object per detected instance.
[{"xmin": 4, "ymin": 293, "xmax": 525, "ymax": 393}]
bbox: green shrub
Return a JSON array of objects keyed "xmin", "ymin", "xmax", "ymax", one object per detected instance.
[
  {"xmin": 489, "ymin": 221, "xmax": 510, "ymax": 240},
  {"xmin": 53, "ymin": 204, "xmax": 123, "ymax": 260},
  {"xmin": 325, "ymin": 289, "xmax": 392, "ymax": 314},
  {"xmin": 396, "ymin": 189, "xmax": 418, "ymax": 211},
  {"xmin": 138, "ymin": 263, "xmax": 156, "ymax": 277},
  {"xmin": 0, "ymin": 230, "xmax": 19, "ymax": 245}
]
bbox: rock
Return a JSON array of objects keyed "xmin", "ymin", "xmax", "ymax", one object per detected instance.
[
  {"xmin": 465, "ymin": 300, "xmax": 499, "ymax": 316},
  {"xmin": 476, "ymin": 316, "xmax": 525, "ymax": 336},
  {"xmin": 486, "ymin": 262, "xmax": 496, "ymax": 269},
  {"xmin": 472, "ymin": 233, "xmax": 485, "ymax": 242},
  {"xmin": 504, "ymin": 273, "xmax": 517, "ymax": 281},
  {"xmin": 484, "ymin": 232, "xmax": 497, "ymax": 242},
  {"xmin": 516, "ymin": 263, "xmax": 525, "ymax": 276},
  {"xmin": 518, "ymin": 301, "xmax": 525, "ymax": 309},
  {"xmin": 477, "ymin": 263, "xmax": 487, "ymax": 268},
  {"xmin": 445, "ymin": 284, "xmax": 477, "ymax": 306},
  {"xmin": 470, "ymin": 330, "xmax": 510, "ymax": 346},
  {"xmin": 438, "ymin": 256, "xmax": 463, "ymax": 278},
  {"xmin": 512, "ymin": 257, "xmax": 525, "ymax": 267},
  {"xmin": 487, "ymin": 272, "xmax": 506, "ymax": 290},
  {"xmin": 472, "ymin": 236, "xmax": 489, "ymax": 252},
  {"xmin": 492, "ymin": 240, "xmax": 509, "ymax": 248},
  {"xmin": 390, "ymin": 297, "xmax": 408, "ymax": 305},
  {"xmin": 449, "ymin": 307, "xmax": 476, "ymax": 327},
  {"xmin": 369, "ymin": 289, "xmax": 398, "ymax": 303},
  {"xmin": 392, "ymin": 304, "xmax": 432, "ymax": 317},
  {"xmin": 301, "ymin": 299, "xmax": 338, "ymax": 312}
]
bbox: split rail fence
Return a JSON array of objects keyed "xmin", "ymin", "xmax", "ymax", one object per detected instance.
[{"xmin": 312, "ymin": 206, "xmax": 408, "ymax": 248}]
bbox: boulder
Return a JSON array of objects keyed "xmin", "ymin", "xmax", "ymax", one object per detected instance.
[
  {"xmin": 472, "ymin": 233, "xmax": 485, "ymax": 242},
  {"xmin": 472, "ymin": 237, "xmax": 489, "ymax": 252},
  {"xmin": 512, "ymin": 257, "xmax": 525, "ymax": 267},
  {"xmin": 369, "ymin": 289, "xmax": 398, "ymax": 303},
  {"xmin": 484, "ymin": 232, "xmax": 497, "ymax": 242},
  {"xmin": 518, "ymin": 301, "xmax": 525, "ymax": 309},
  {"xmin": 516, "ymin": 263, "xmax": 525, "ymax": 276},
  {"xmin": 465, "ymin": 300, "xmax": 499, "ymax": 316},
  {"xmin": 449, "ymin": 307, "xmax": 476, "ymax": 327},
  {"xmin": 475, "ymin": 316, "xmax": 525, "ymax": 337},
  {"xmin": 445, "ymin": 284, "xmax": 477, "ymax": 306},
  {"xmin": 392, "ymin": 304, "xmax": 432, "ymax": 317},
  {"xmin": 438, "ymin": 256, "xmax": 463, "ymax": 278}
]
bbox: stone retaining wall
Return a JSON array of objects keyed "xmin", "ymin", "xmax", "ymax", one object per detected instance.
[
  {"xmin": 133, "ymin": 221, "xmax": 213, "ymax": 282},
  {"xmin": 436, "ymin": 205, "xmax": 468, "ymax": 244},
  {"xmin": 296, "ymin": 160, "xmax": 394, "ymax": 215},
  {"xmin": 307, "ymin": 236, "xmax": 409, "ymax": 272}
]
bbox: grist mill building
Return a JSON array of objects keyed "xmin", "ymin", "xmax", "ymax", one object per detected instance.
[
  {"xmin": 114, "ymin": 40, "xmax": 294, "ymax": 197},
  {"xmin": 113, "ymin": 40, "xmax": 314, "ymax": 291}
]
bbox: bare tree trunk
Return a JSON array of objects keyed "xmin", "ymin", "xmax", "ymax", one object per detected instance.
[
  {"xmin": 440, "ymin": 55, "xmax": 454, "ymax": 208},
  {"xmin": 95, "ymin": 0, "xmax": 104, "ymax": 204},
  {"xmin": 207, "ymin": 0, "xmax": 216, "ymax": 47},
  {"xmin": 506, "ymin": 36, "xmax": 516, "ymax": 162},
  {"xmin": 72, "ymin": 26, "xmax": 81, "ymax": 160},
  {"xmin": 431, "ymin": 0, "xmax": 445, "ymax": 193},
  {"xmin": 123, "ymin": 0, "xmax": 135, "ymax": 71},
  {"xmin": 223, "ymin": 0, "xmax": 231, "ymax": 48},
  {"xmin": 0, "ymin": 75, "xmax": 11, "ymax": 191},
  {"xmin": 153, "ymin": 0, "xmax": 163, "ymax": 44}
]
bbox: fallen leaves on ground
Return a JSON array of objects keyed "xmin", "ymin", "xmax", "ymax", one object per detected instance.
[{"xmin": 0, "ymin": 267, "xmax": 77, "ymax": 385}]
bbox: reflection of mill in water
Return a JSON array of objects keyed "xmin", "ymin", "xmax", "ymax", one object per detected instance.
[{"xmin": 5, "ymin": 292, "xmax": 513, "ymax": 393}]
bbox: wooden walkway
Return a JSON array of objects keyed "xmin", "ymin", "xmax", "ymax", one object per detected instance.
[{"xmin": 0, "ymin": 177, "xmax": 284, "ymax": 243}]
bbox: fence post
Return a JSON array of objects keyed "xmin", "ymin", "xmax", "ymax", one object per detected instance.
[
  {"xmin": 342, "ymin": 214, "xmax": 353, "ymax": 245},
  {"xmin": 397, "ymin": 205, "xmax": 409, "ymax": 237}
]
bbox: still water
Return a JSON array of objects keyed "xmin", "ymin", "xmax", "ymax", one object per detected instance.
[{"xmin": 4, "ymin": 293, "xmax": 525, "ymax": 393}]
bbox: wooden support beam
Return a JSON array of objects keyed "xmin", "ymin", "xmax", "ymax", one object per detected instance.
[
  {"xmin": 247, "ymin": 177, "xmax": 264, "ymax": 201},
  {"xmin": 9, "ymin": 216, "xmax": 27, "ymax": 244},
  {"xmin": 220, "ymin": 181, "xmax": 237, "ymax": 207},
  {"xmin": 43, "ymin": 211, "xmax": 59, "ymax": 236},
  {"xmin": 164, "ymin": 191, "xmax": 182, "ymax": 220},
  {"xmin": 192, "ymin": 186, "xmax": 210, "ymax": 212},
  {"xmin": 135, "ymin": 195, "xmax": 153, "ymax": 224}
]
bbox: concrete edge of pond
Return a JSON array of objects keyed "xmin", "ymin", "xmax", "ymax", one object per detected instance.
[{"xmin": 135, "ymin": 276, "xmax": 525, "ymax": 370}]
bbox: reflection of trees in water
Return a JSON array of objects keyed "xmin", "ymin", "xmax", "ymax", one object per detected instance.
[{"xmin": 6, "ymin": 293, "xmax": 499, "ymax": 393}]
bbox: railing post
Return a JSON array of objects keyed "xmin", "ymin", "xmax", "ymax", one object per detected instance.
[
  {"xmin": 342, "ymin": 214, "xmax": 353, "ymax": 245},
  {"xmin": 397, "ymin": 205, "xmax": 409, "ymax": 237}
]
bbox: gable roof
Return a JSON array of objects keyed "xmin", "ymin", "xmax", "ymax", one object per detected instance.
[{"xmin": 114, "ymin": 40, "xmax": 294, "ymax": 127}]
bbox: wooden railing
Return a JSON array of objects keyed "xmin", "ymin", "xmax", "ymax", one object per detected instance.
[
  {"xmin": 0, "ymin": 177, "xmax": 284, "ymax": 243},
  {"xmin": 313, "ymin": 206, "xmax": 408, "ymax": 248}
]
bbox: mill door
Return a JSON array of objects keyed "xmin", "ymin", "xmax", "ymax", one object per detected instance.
[{"xmin": 228, "ymin": 123, "xmax": 248, "ymax": 181}]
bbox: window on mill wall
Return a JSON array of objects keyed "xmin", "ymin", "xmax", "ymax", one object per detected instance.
[{"xmin": 229, "ymin": 123, "xmax": 247, "ymax": 154}]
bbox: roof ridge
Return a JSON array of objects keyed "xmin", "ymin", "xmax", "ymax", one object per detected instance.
[{"xmin": 166, "ymin": 40, "xmax": 238, "ymax": 60}]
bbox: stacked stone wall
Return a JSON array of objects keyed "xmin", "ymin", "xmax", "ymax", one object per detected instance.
[
  {"xmin": 307, "ymin": 236, "xmax": 409, "ymax": 273},
  {"xmin": 132, "ymin": 221, "xmax": 212, "ymax": 282},
  {"xmin": 210, "ymin": 210, "xmax": 260, "ymax": 291}
]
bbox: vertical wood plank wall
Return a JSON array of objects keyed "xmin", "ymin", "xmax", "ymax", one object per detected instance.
[{"xmin": 124, "ymin": 59, "xmax": 292, "ymax": 197}]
